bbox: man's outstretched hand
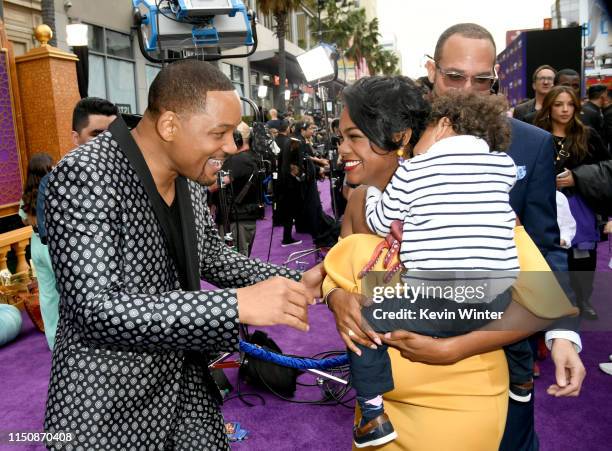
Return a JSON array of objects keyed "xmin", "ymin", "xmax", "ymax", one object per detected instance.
[{"xmin": 237, "ymin": 277, "xmax": 312, "ymax": 332}]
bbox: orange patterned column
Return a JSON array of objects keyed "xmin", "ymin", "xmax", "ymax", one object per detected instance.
[{"xmin": 15, "ymin": 25, "xmax": 80, "ymax": 164}]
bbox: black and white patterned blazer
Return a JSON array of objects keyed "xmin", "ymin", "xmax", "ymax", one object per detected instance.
[{"xmin": 44, "ymin": 118, "xmax": 299, "ymax": 450}]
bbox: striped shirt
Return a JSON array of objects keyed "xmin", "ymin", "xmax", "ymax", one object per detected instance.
[{"xmin": 365, "ymin": 135, "xmax": 519, "ymax": 273}]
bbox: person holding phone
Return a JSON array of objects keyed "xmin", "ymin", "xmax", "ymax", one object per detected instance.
[{"xmin": 534, "ymin": 85, "xmax": 611, "ymax": 320}]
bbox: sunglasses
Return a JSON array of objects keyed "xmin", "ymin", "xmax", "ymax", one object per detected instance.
[{"xmin": 427, "ymin": 55, "xmax": 497, "ymax": 91}]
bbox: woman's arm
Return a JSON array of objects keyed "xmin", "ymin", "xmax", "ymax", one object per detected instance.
[
  {"xmin": 327, "ymin": 186, "xmax": 382, "ymax": 354},
  {"xmin": 340, "ymin": 185, "xmax": 369, "ymax": 237},
  {"xmin": 381, "ymin": 300, "xmax": 552, "ymax": 364}
]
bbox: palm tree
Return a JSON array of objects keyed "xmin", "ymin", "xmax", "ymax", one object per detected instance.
[
  {"xmin": 316, "ymin": 3, "xmax": 397, "ymax": 77},
  {"xmin": 369, "ymin": 48, "xmax": 400, "ymax": 76},
  {"xmin": 257, "ymin": 0, "xmax": 303, "ymax": 110},
  {"xmin": 41, "ymin": 0, "xmax": 56, "ymax": 46}
]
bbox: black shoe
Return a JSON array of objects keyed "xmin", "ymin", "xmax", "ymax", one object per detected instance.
[
  {"xmin": 580, "ymin": 302, "xmax": 598, "ymax": 320},
  {"xmin": 281, "ymin": 239, "xmax": 302, "ymax": 247},
  {"xmin": 353, "ymin": 413, "xmax": 397, "ymax": 448}
]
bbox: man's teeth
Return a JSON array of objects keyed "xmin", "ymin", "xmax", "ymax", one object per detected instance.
[
  {"xmin": 209, "ymin": 159, "xmax": 223, "ymax": 168},
  {"xmin": 345, "ymin": 160, "xmax": 362, "ymax": 168}
]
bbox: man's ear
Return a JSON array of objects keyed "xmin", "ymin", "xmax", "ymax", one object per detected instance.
[
  {"xmin": 156, "ymin": 111, "xmax": 179, "ymax": 142},
  {"xmin": 71, "ymin": 131, "xmax": 80, "ymax": 147},
  {"xmin": 426, "ymin": 59, "xmax": 436, "ymax": 85}
]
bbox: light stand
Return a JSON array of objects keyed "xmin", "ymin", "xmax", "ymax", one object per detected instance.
[
  {"xmin": 297, "ymin": 43, "xmax": 340, "ymax": 220},
  {"xmin": 316, "ymin": 81, "xmax": 339, "ymax": 220}
]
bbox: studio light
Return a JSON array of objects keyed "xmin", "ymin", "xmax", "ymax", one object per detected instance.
[
  {"xmin": 284, "ymin": 89, "xmax": 291, "ymax": 101},
  {"xmin": 66, "ymin": 23, "xmax": 88, "ymax": 47},
  {"xmin": 257, "ymin": 85, "xmax": 268, "ymax": 99},
  {"xmin": 296, "ymin": 44, "xmax": 336, "ymax": 82}
]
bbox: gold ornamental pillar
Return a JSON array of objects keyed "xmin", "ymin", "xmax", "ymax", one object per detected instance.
[{"xmin": 15, "ymin": 25, "xmax": 80, "ymax": 163}]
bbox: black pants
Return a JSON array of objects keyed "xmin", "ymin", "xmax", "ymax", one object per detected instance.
[
  {"xmin": 567, "ymin": 248, "xmax": 597, "ymax": 308},
  {"xmin": 278, "ymin": 186, "xmax": 301, "ymax": 243},
  {"xmin": 500, "ymin": 394, "xmax": 539, "ymax": 451},
  {"xmin": 282, "ymin": 217, "xmax": 296, "ymax": 243}
]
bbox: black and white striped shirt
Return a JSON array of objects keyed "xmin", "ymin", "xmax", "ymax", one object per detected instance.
[{"xmin": 365, "ymin": 135, "xmax": 519, "ymax": 272}]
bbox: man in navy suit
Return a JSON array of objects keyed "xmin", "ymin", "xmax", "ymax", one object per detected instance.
[{"xmin": 422, "ymin": 23, "xmax": 585, "ymax": 451}]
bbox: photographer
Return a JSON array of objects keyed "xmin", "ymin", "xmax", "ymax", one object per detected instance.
[
  {"xmin": 293, "ymin": 121, "xmax": 340, "ymax": 247},
  {"xmin": 329, "ymin": 117, "xmax": 348, "ymax": 217},
  {"xmin": 215, "ymin": 122, "xmax": 264, "ymax": 256},
  {"xmin": 276, "ymin": 120, "xmax": 303, "ymax": 246}
]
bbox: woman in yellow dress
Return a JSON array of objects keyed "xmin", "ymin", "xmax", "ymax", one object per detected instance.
[{"xmin": 322, "ymin": 76, "xmax": 577, "ymax": 450}]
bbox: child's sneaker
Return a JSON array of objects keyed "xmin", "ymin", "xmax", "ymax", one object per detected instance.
[
  {"xmin": 509, "ymin": 380, "xmax": 534, "ymax": 403},
  {"xmin": 353, "ymin": 413, "xmax": 397, "ymax": 448}
]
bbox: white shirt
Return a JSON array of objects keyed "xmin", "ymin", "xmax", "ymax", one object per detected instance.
[
  {"xmin": 366, "ymin": 135, "xmax": 518, "ymax": 272},
  {"xmin": 556, "ymin": 191, "xmax": 576, "ymax": 249}
]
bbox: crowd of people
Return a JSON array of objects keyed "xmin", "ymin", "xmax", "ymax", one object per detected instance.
[{"xmin": 12, "ymin": 18, "xmax": 612, "ymax": 451}]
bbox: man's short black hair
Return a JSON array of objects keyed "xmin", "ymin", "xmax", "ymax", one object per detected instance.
[
  {"xmin": 554, "ymin": 68, "xmax": 580, "ymax": 85},
  {"xmin": 434, "ymin": 23, "xmax": 496, "ymax": 64},
  {"xmin": 587, "ymin": 84, "xmax": 607, "ymax": 100},
  {"xmin": 147, "ymin": 59, "xmax": 234, "ymax": 117},
  {"xmin": 277, "ymin": 120, "xmax": 289, "ymax": 133},
  {"xmin": 72, "ymin": 97, "xmax": 119, "ymax": 133}
]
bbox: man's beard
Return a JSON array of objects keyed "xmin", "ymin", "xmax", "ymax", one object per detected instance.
[{"xmin": 195, "ymin": 165, "xmax": 215, "ymax": 186}]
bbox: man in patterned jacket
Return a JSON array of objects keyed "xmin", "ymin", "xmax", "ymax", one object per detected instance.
[{"xmin": 43, "ymin": 60, "xmax": 324, "ymax": 450}]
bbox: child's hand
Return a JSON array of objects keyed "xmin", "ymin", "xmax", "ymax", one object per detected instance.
[
  {"xmin": 604, "ymin": 221, "xmax": 612, "ymax": 234},
  {"xmin": 560, "ymin": 239, "xmax": 566, "ymax": 247}
]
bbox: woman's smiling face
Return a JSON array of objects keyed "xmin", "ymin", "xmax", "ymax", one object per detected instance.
[{"xmin": 338, "ymin": 108, "xmax": 399, "ymax": 189}]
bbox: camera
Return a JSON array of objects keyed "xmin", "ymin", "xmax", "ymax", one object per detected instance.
[{"xmin": 233, "ymin": 130, "xmax": 244, "ymax": 148}]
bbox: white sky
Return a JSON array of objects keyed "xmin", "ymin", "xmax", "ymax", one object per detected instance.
[{"xmin": 377, "ymin": 0, "xmax": 553, "ymax": 78}]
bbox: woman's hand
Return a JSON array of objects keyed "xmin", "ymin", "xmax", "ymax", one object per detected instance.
[
  {"xmin": 379, "ymin": 330, "xmax": 462, "ymax": 365},
  {"xmin": 301, "ymin": 262, "xmax": 326, "ymax": 300},
  {"xmin": 327, "ymin": 289, "xmax": 381, "ymax": 356},
  {"xmin": 290, "ymin": 164, "xmax": 301, "ymax": 177},
  {"xmin": 556, "ymin": 169, "xmax": 575, "ymax": 189}
]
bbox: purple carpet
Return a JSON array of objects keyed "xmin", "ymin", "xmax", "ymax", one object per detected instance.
[{"xmin": 1, "ymin": 181, "xmax": 611, "ymax": 451}]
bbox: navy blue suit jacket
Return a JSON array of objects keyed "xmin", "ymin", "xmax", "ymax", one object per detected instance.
[
  {"xmin": 506, "ymin": 118, "xmax": 576, "ymax": 332},
  {"xmin": 506, "ymin": 118, "xmax": 560, "ymax": 259}
]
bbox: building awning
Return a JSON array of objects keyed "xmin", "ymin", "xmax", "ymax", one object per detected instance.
[{"xmin": 249, "ymin": 50, "xmax": 306, "ymax": 84}]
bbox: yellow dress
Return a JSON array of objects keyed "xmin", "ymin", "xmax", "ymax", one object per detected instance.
[{"xmin": 322, "ymin": 226, "xmax": 577, "ymax": 451}]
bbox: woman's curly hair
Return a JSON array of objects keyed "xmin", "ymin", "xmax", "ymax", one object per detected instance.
[{"xmin": 428, "ymin": 91, "xmax": 511, "ymax": 151}]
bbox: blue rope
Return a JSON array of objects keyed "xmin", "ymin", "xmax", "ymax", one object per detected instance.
[{"xmin": 239, "ymin": 340, "xmax": 349, "ymax": 370}]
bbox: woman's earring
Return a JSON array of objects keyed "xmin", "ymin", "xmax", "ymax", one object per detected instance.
[{"xmin": 397, "ymin": 148, "xmax": 405, "ymax": 163}]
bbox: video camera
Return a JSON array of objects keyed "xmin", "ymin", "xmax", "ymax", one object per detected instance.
[
  {"xmin": 132, "ymin": 0, "xmax": 257, "ymax": 63},
  {"xmin": 250, "ymin": 121, "xmax": 277, "ymax": 167}
]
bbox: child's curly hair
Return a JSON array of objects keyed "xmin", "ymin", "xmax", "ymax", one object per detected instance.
[{"xmin": 428, "ymin": 91, "xmax": 511, "ymax": 151}]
